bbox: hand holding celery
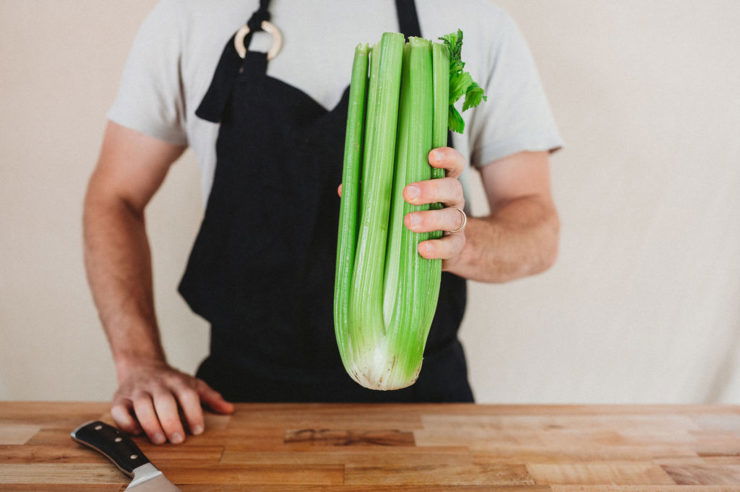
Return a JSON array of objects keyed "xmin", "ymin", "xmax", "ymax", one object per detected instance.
[{"xmin": 334, "ymin": 30, "xmax": 486, "ymax": 390}]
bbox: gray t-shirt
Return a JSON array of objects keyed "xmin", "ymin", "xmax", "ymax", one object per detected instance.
[{"xmin": 108, "ymin": 0, "xmax": 563, "ymax": 200}]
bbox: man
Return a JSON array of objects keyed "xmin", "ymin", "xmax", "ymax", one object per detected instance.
[{"xmin": 85, "ymin": 0, "xmax": 562, "ymax": 445}]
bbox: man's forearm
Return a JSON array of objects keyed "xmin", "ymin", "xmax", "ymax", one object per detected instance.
[
  {"xmin": 83, "ymin": 191, "xmax": 165, "ymax": 378},
  {"xmin": 446, "ymin": 195, "xmax": 559, "ymax": 283}
]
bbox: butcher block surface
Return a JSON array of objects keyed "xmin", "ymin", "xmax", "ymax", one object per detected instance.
[{"xmin": 1, "ymin": 402, "xmax": 739, "ymax": 490}]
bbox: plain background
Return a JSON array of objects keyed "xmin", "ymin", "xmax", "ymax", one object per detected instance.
[{"xmin": 1, "ymin": 0, "xmax": 739, "ymax": 403}]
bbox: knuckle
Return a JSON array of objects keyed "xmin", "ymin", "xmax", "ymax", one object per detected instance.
[
  {"xmin": 111, "ymin": 407, "xmax": 131, "ymax": 424},
  {"xmin": 173, "ymin": 376, "xmax": 195, "ymax": 391},
  {"xmin": 445, "ymin": 210, "xmax": 459, "ymax": 229},
  {"xmin": 413, "ymin": 212, "xmax": 429, "ymax": 229},
  {"xmin": 183, "ymin": 400, "xmax": 203, "ymax": 417},
  {"xmin": 131, "ymin": 391, "xmax": 149, "ymax": 403},
  {"xmin": 441, "ymin": 240, "xmax": 455, "ymax": 258},
  {"xmin": 149, "ymin": 380, "xmax": 170, "ymax": 393},
  {"xmin": 172, "ymin": 371, "xmax": 190, "ymax": 384},
  {"xmin": 115, "ymin": 420, "xmax": 135, "ymax": 431},
  {"xmin": 161, "ymin": 372, "xmax": 179, "ymax": 385},
  {"xmin": 416, "ymin": 181, "xmax": 431, "ymax": 198},
  {"xmin": 449, "ymin": 179, "xmax": 461, "ymax": 194},
  {"xmin": 137, "ymin": 416, "xmax": 158, "ymax": 431},
  {"xmin": 111, "ymin": 399, "xmax": 129, "ymax": 410},
  {"xmin": 160, "ymin": 415, "xmax": 182, "ymax": 430},
  {"xmin": 178, "ymin": 388, "xmax": 200, "ymax": 404},
  {"xmin": 441, "ymin": 178, "xmax": 456, "ymax": 196},
  {"xmin": 195, "ymin": 379, "xmax": 212, "ymax": 392},
  {"xmin": 112, "ymin": 391, "xmax": 127, "ymax": 403},
  {"xmin": 177, "ymin": 384, "xmax": 196, "ymax": 395},
  {"xmin": 114, "ymin": 384, "xmax": 133, "ymax": 398},
  {"xmin": 167, "ymin": 377, "xmax": 188, "ymax": 391},
  {"xmin": 189, "ymin": 410, "xmax": 205, "ymax": 424},
  {"xmin": 420, "ymin": 183, "xmax": 436, "ymax": 201},
  {"xmin": 452, "ymin": 153, "xmax": 465, "ymax": 169},
  {"xmin": 146, "ymin": 386, "xmax": 165, "ymax": 398},
  {"xmin": 425, "ymin": 212, "xmax": 438, "ymax": 229}
]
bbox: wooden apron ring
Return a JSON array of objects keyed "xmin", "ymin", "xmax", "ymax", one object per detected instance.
[{"xmin": 234, "ymin": 20, "xmax": 283, "ymax": 60}]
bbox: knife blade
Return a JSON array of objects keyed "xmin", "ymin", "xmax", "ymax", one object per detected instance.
[{"xmin": 71, "ymin": 420, "xmax": 180, "ymax": 491}]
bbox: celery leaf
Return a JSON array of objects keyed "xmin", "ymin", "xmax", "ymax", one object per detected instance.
[
  {"xmin": 439, "ymin": 29, "xmax": 488, "ymax": 133},
  {"xmin": 462, "ymin": 82, "xmax": 487, "ymax": 111},
  {"xmin": 448, "ymin": 106, "xmax": 465, "ymax": 134}
]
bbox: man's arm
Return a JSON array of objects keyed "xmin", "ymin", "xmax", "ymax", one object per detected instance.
[
  {"xmin": 84, "ymin": 122, "xmax": 233, "ymax": 445},
  {"xmin": 445, "ymin": 151, "xmax": 559, "ymax": 282},
  {"xmin": 402, "ymin": 149, "xmax": 558, "ymax": 283}
]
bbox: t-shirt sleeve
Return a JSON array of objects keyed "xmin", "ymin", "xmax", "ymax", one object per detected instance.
[
  {"xmin": 468, "ymin": 12, "xmax": 563, "ymax": 167},
  {"xmin": 107, "ymin": 0, "xmax": 188, "ymax": 146}
]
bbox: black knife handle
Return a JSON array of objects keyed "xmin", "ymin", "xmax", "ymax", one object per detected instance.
[{"xmin": 71, "ymin": 420, "xmax": 151, "ymax": 476}]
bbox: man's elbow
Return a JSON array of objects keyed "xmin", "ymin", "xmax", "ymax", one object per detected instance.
[
  {"xmin": 532, "ymin": 211, "xmax": 560, "ymax": 274},
  {"xmin": 84, "ymin": 168, "xmax": 144, "ymax": 224}
]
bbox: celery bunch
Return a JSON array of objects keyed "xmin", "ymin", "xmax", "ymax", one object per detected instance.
[{"xmin": 334, "ymin": 30, "xmax": 486, "ymax": 390}]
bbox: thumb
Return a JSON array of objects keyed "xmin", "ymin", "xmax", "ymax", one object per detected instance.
[{"xmin": 196, "ymin": 379, "xmax": 235, "ymax": 414}]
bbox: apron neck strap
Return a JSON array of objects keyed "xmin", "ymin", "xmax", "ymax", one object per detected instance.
[
  {"xmin": 246, "ymin": 0, "xmax": 272, "ymax": 32},
  {"xmin": 395, "ymin": 0, "xmax": 422, "ymax": 38},
  {"xmin": 238, "ymin": 0, "xmax": 272, "ymax": 62}
]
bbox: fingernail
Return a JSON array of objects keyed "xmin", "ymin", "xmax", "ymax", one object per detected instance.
[
  {"xmin": 406, "ymin": 186, "xmax": 419, "ymax": 199},
  {"xmin": 170, "ymin": 432, "xmax": 184, "ymax": 444},
  {"xmin": 430, "ymin": 149, "xmax": 442, "ymax": 161},
  {"xmin": 409, "ymin": 214, "xmax": 421, "ymax": 228},
  {"xmin": 153, "ymin": 433, "xmax": 166, "ymax": 445},
  {"xmin": 192, "ymin": 425, "xmax": 204, "ymax": 435}
]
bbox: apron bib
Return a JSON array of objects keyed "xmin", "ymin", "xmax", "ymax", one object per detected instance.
[{"xmin": 179, "ymin": 0, "xmax": 473, "ymax": 402}]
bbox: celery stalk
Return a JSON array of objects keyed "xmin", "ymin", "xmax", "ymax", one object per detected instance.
[
  {"xmin": 386, "ymin": 37, "xmax": 434, "ymax": 386},
  {"xmin": 347, "ymin": 32, "xmax": 405, "ymax": 387},
  {"xmin": 334, "ymin": 43, "xmax": 369, "ymax": 370}
]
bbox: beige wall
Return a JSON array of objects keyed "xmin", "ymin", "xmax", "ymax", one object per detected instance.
[{"xmin": 1, "ymin": 0, "xmax": 739, "ymax": 403}]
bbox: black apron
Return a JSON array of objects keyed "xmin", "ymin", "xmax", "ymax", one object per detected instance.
[{"xmin": 179, "ymin": 0, "xmax": 474, "ymax": 402}]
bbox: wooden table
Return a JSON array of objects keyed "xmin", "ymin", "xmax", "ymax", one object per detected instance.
[{"xmin": 1, "ymin": 402, "xmax": 739, "ymax": 490}]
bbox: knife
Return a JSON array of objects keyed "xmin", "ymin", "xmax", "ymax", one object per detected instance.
[{"xmin": 71, "ymin": 420, "xmax": 180, "ymax": 491}]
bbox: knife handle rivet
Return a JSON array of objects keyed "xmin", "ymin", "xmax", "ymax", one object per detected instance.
[
  {"xmin": 115, "ymin": 437, "xmax": 123, "ymax": 442},
  {"xmin": 94, "ymin": 425, "xmax": 102, "ymax": 431},
  {"xmin": 130, "ymin": 454, "xmax": 138, "ymax": 460}
]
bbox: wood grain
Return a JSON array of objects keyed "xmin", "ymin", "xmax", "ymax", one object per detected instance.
[
  {"xmin": 0, "ymin": 402, "xmax": 738, "ymax": 489},
  {"xmin": 0, "ymin": 424, "xmax": 39, "ymax": 445}
]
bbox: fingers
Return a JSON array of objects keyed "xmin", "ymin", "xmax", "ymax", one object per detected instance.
[
  {"xmin": 172, "ymin": 384, "xmax": 205, "ymax": 436},
  {"xmin": 132, "ymin": 394, "xmax": 166, "ymax": 445},
  {"xmin": 151, "ymin": 389, "xmax": 186, "ymax": 444},
  {"xmin": 196, "ymin": 379, "xmax": 235, "ymax": 415},
  {"xmin": 418, "ymin": 233, "xmax": 466, "ymax": 260},
  {"xmin": 111, "ymin": 399, "xmax": 142, "ymax": 436},
  {"xmin": 428, "ymin": 147, "xmax": 465, "ymax": 178},
  {"xmin": 404, "ymin": 177, "xmax": 464, "ymax": 208},
  {"xmin": 337, "ymin": 183, "xmax": 342, "ymax": 197},
  {"xmin": 405, "ymin": 207, "xmax": 466, "ymax": 234},
  {"xmin": 114, "ymin": 366, "xmax": 229, "ymax": 445}
]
